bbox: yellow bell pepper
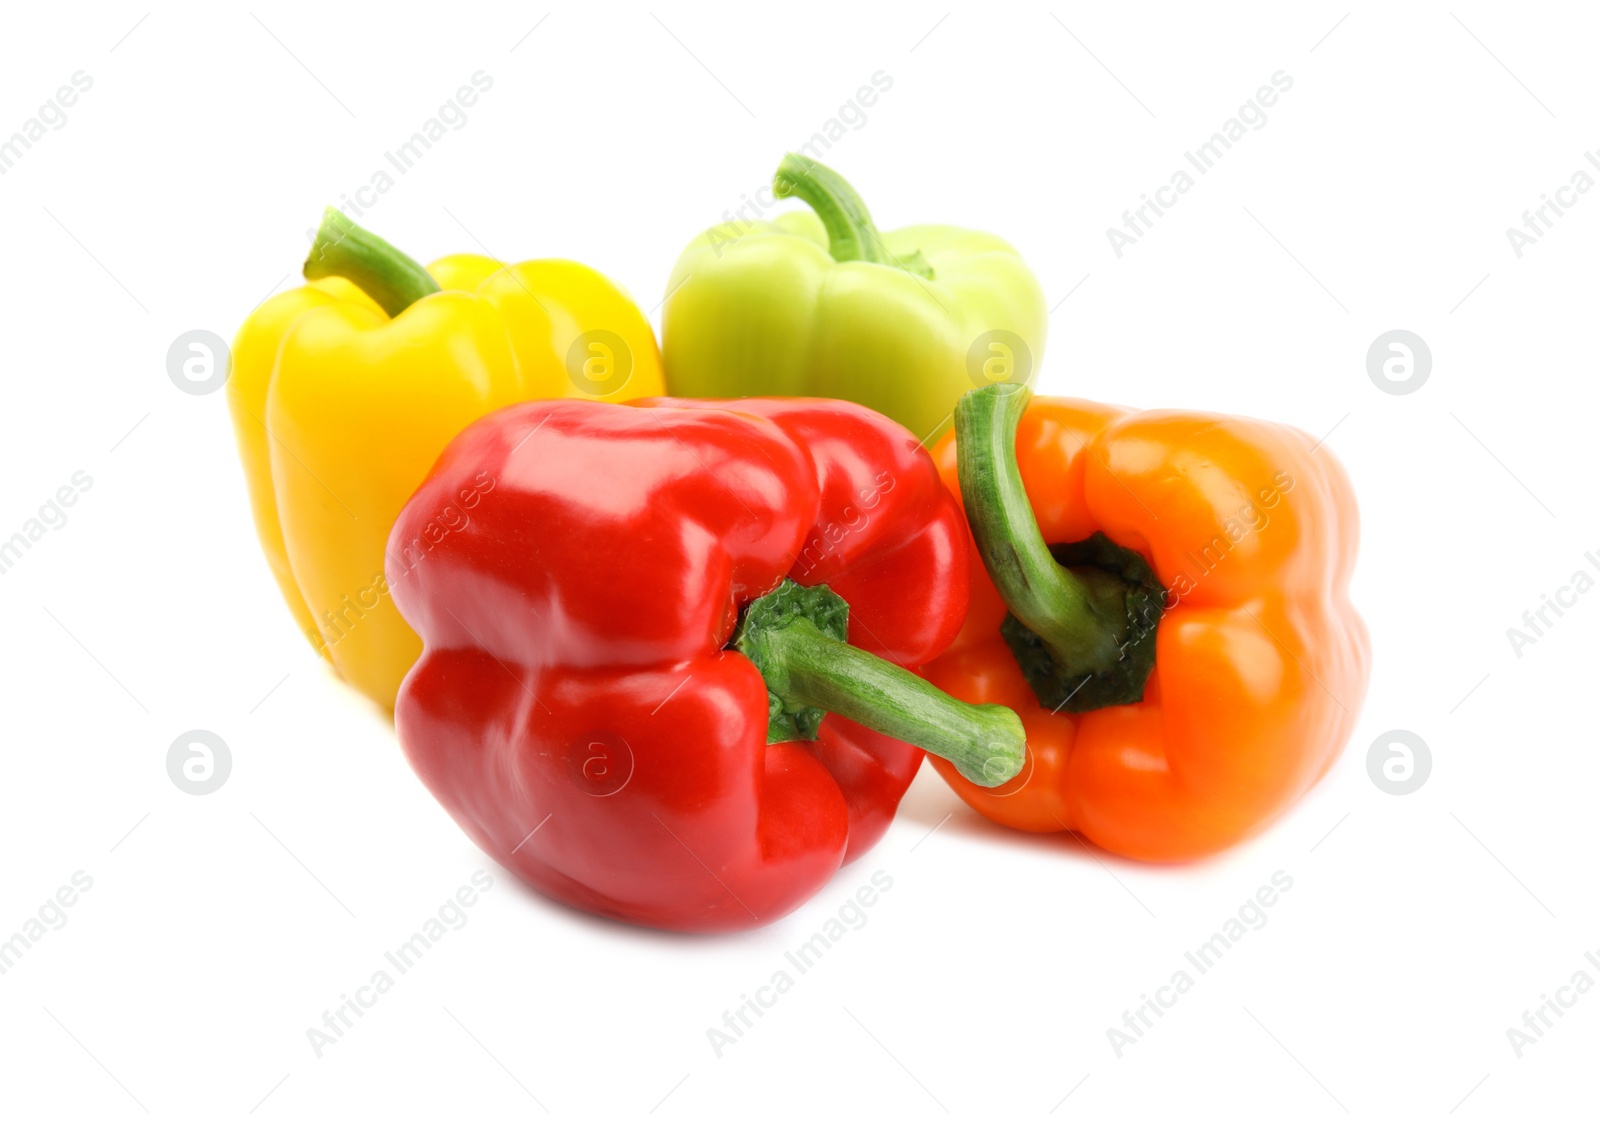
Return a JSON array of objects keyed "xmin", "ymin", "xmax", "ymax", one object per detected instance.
[{"xmin": 228, "ymin": 209, "xmax": 664, "ymax": 708}]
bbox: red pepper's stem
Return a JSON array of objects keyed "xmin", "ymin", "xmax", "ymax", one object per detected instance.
[
  {"xmin": 733, "ymin": 580, "xmax": 1024, "ymax": 786},
  {"xmin": 772, "ymin": 154, "xmax": 933, "ymax": 279},
  {"xmin": 302, "ymin": 207, "xmax": 440, "ymax": 317}
]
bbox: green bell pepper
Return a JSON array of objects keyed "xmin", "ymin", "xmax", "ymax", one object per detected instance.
[{"xmin": 661, "ymin": 154, "xmax": 1048, "ymax": 445}]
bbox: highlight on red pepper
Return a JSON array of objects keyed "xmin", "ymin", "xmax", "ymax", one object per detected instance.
[
  {"xmin": 921, "ymin": 383, "xmax": 1370, "ymax": 861},
  {"xmin": 386, "ymin": 394, "xmax": 1026, "ymax": 932}
]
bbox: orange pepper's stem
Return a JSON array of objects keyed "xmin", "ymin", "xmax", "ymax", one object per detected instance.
[
  {"xmin": 956, "ymin": 384, "xmax": 1123, "ymax": 669},
  {"xmin": 955, "ymin": 383, "xmax": 1164, "ymax": 712},
  {"xmin": 302, "ymin": 207, "xmax": 439, "ymax": 317}
]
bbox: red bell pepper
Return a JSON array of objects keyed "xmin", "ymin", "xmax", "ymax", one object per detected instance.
[{"xmin": 388, "ymin": 396, "xmax": 1024, "ymax": 932}]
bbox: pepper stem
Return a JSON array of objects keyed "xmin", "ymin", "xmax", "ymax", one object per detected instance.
[
  {"xmin": 732, "ymin": 580, "xmax": 1024, "ymax": 786},
  {"xmin": 955, "ymin": 384, "xmax": 1165, "ymax": 712},
  {"xmin": 772, "ymin": 154, "xmax": 932, "ymax": 278},
  {"xmin": 302, "ymin": 207, "xmax": 440, "ymax": 317}
]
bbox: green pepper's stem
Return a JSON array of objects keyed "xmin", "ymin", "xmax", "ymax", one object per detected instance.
[
  {"xmin": 955, "ymin": 384, "xmax": 1126, "ymax": 675},
  {"xmin": 765, "ymin": 618, "xmax": 1025, "ymax": 786},
  {"xmin": 772, "ymin": 153, "xmax": 934, "ymax": 278},
  {"xmin": 302, "ymin": 207, "xmax": 439, "ymax": 317},
  {"xmin": 773, "ymin": 153, "xmax": 888, "ymax": 266}
]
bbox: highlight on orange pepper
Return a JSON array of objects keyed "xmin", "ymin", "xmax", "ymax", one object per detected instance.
[{"xmin": 921, "ymin": 384, "xmax": 1370, "ymax": 861}]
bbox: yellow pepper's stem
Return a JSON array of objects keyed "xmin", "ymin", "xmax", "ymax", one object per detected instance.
[
  {"xmin": 773, "ymin": 154, "xmax": 933, "ymax": 278},
  {"xmin": 302, "ymin": 207, "xmax": 440, "ymax": 317}
]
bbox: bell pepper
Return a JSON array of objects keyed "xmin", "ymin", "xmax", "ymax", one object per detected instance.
[
  {"xmin": 921, "ymin": 384, "xmax": 1371, "ymax": 861},
  {"xmin": 227, "ymin": 210, "xmax": 663, "ymax": 708},
  {"xmin": 388, "ymin": 395, "xmax": 1026, "ymax": 932},
  {"xmin": 661, "ymin": 154, "xmax": 1048, "ymax": 446}
]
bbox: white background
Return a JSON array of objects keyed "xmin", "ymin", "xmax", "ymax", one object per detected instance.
[{"xmin": 0, "ymin": 2, "xmax": 1593, "ymax": 1121}]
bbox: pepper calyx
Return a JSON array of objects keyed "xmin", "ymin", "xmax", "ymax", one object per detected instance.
[
  {"xmin": 730, "ymin": 578, "xmax": 1026, "ymax": 786},
  {"xmin": 302, "ymin": 207, "xmax": 441, "ymax": 318},
  {"xmin": 999, "ymin": 533, "xmax": 1165, "ymax": 712},
  {"xmin": 955, "ymin": 383, "xmax": 1165, "ymax": 713},
  {"xmin": 772, "ymin": 153, "xmax": 935, "ymax": 280},
  {"xmin": 730, "ymin": 578, "xmax": 849, "ymax": 742}
]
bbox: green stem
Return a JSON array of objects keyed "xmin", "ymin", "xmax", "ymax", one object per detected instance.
[
  {"xmin": 302, "ymin": 207, "xmax": 439, "ymax": 317},
  {"xmin": 773, "ymin": 153, "xmax": 888, "ymax": 266},
  {"xmin": 773, "ymin": 620, "xmax": 1024, "ymax": 786},
  {"xmin": 732, "ymin": 580, "xmax": 1024, "ymax": 786},
  {"xmin": 955, "ymin": 384, "xmax": 1126, "ymax": 675},
  {"xmin": 772, "ymin": 154, "xmax": 932, "ymax": 277}
]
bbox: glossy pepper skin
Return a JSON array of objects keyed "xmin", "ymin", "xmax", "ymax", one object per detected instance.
[
  {"xmin": 227, "ymin": 211, "xmax": 663, "ymax": 709},
  {"xmin": 923, "ymin": 391, "xmax": 1371, "ymax": 861},
  {"xmin": 662, "ymin": 154, "xmax": 1047, "ymax": 445},
  {"xmin": 388, "ymin": 396, "xmax": 1018, "ymax": 932}
]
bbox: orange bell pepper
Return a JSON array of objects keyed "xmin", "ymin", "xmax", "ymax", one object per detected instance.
[{"xmin": 922, "ymin": 385, "xmax": 1370, "ymax": 860}]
